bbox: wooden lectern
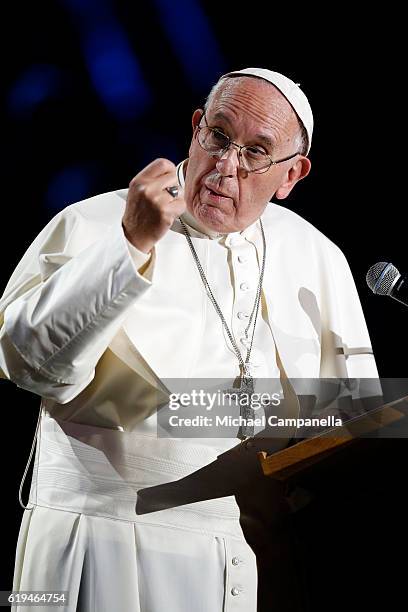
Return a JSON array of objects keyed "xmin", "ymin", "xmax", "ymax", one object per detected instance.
[
  {"xmin": 257, "ymin": 395, "xmax": 408, "ymax": 482},
  {"xmin": 251, "ymin": 395, "xmax": 408, "ymax": 611}
]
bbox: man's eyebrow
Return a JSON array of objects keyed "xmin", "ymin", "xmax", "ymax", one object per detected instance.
[
  {"xmin": 211, "ymin": 111, "xmax": 275, "ymax": 147},
  {"xmin": 254, "ymin": 133, "xmax": 274, "ymax": 147}
]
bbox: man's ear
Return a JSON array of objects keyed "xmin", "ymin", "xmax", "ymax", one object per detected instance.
[
  {"xmin": 189, "ymin": 108, "xmax": 204, "ymax": 156},
  {"xmin": 275, "ymin": 157, "xmax": 311, "ymax": 200},
  {"xmin": 192, "ymin": 108, "xmax": 203, "ymax": 132}
]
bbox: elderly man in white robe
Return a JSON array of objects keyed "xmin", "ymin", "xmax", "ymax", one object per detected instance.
[{"xmin": 0, "ymin": 68, "xmax": 379, "ymax": 611}]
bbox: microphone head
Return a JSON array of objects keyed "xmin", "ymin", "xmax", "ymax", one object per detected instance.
[{"xmin": 366, "ymin": 262, "xmax": 400, "ymax": 295}]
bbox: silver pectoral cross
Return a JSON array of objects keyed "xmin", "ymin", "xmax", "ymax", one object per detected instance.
[{"xmin": 223, "ymin": 374, "xmax": 255, "ymax": 440}]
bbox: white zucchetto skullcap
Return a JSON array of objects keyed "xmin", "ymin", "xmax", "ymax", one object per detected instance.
[{"xmin": 220, "ymin": 67, "xmax": 313, "ymax": 154}]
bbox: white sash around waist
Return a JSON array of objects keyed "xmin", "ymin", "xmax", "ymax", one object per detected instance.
[{"xmin": 28, "ymin": 412, "xmax": 244, "ymax": 539}]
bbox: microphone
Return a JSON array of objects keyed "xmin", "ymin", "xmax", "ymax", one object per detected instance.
[{"xmin": 366, "ymin": 262, "xmax": 408, "ymax": 307}]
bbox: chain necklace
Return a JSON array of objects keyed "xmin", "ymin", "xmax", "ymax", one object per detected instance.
[{"xmin": 178, "ymin": 216, "xmax": 266, "ymax": 438}]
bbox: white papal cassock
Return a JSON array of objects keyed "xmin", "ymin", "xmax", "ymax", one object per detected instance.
[{"xmin": 0, "ymin": 161, "xmax": 379, "ymax": 611}]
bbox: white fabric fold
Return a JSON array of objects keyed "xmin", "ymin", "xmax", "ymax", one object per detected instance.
[{"xmin": 0, "ymin": 197, "xmax": 154, "ymax": 403}]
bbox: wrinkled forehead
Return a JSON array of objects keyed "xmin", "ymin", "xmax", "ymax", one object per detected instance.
[
  {"xmin": 208, "ymin": 75, "xmax": 298, "ymax": 124},
  {"xmin": 205, "ymin": 76, "xmax": 301, "ymax": 148}
]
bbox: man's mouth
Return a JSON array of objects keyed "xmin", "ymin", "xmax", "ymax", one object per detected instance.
[
  {"xmin": 204, "ymin": 184, "xmax": 233, "ymax": 205},
  {"xmin": 208, "ymin": 187, "xmax": 228, "ymax": 198}
]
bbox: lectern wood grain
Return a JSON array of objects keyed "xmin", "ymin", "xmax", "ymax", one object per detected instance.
[{"xmin": 258, "ymin": 396, "xmax": 408, "ymax": 481}]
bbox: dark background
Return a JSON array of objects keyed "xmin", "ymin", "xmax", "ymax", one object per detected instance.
[{"xmin": 1, "ymin": 1, "xmax": 406, "ymax": 609}]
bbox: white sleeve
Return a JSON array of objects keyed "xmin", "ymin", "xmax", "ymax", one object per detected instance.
[
  {"xmin": 320, "ymin": 240, "xmax": 383, "ymax": 418},
  {"xmin": 0, "ymin": 205, "xmax": 155, "ymax": 403},
  {"xmin": 324, "ymin": 241, "xmax": 379, "ymax": 379}
]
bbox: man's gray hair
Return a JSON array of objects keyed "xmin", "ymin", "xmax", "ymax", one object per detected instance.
[{"xmin": 204, "ymin": 77, "xmax": 309, "ymax": 157}]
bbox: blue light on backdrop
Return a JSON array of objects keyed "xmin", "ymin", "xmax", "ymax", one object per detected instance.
[
  {"xmin": 152, "ymin": 0, "xmax": 226, "ymax": 90},
  {"xmin": 61, "ymin": 0, "xmax": 151, "ymax": 119},
  {"xmin": 6, "ymin": 0, "xmax": 227, "ymax": 212},
  {"xmin": 7, "ymin": 65, "xmax": 62, "ymax": 117},
  {"xmin": 46, "ymin": 164, "xmax": 99, "ymax": 211}
]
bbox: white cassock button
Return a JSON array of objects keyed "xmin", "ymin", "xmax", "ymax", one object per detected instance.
[
  {"xmin": 237, "ymin": 311, "xmax": 249, "ymax": 320},
  {"xmin": 232, "ymin": 556, "xmax": 240, "ymax": 565},
  {"xmin": 240, "ymin": 282, "xmax": 250, "ymax": 291},
  {"xmin": 231, "ymin": 587, "xmax": 240, "ymax": 596},
  {"xmin": 238, "ymin": 255, "xmax": 247, "ymax": 263}
]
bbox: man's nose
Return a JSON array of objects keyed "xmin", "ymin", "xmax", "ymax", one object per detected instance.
[{"xmin": 215, "ymin": 146, "xmax": 240, "ymax": 177}]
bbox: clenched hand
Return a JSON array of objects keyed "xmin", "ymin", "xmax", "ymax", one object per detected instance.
[{"xmin": 122, "ymin": 158, "xmax": 186, "ymax": 253}]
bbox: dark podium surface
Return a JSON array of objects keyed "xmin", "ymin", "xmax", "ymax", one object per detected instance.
[{"xmin": 240, "ymin": 398, "xmax": 408, "ymax": 611}]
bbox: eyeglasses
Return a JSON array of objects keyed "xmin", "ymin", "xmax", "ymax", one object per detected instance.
[{"xmin": 196, "ymin": 113, "xmax": 300, "ymax": 174}]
